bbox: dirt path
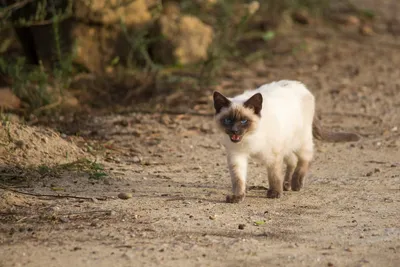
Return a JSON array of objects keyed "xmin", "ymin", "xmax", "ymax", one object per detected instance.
[{"xmin": 1, "ymin": 20, "xmax": 400, "ymax": 267}]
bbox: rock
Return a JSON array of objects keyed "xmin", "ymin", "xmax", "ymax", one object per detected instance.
[
  {"xmin": 344, "ymin": 15, "xmax": 360, "ymax": 26},
  {"xmin": 359, "ymin": 24, "xmax": 374, "ymax": 36},
  {"xmin": 71, "ymin": 24, "xmax": 119, "ymax": 73},
  {"xmin": 159, "ymin": 115, "xmax": 171, "ymax": 125},
  {"xmin": 247, "ymin": 1, "xmax": 260, "ymax": 15},
  {"xmin": 71, "ymin": 0, "xmax": 155, "ymax": 73},
  {"xmin": 331, "ymin": 14, "xmax": 360, "ymax": 26},
  {"xmin": 151, "ymin": 6, "xmax": 214, "ymax": 65},
  {"xmin": 61, "ymin": 94, "xmax": 79, "ymax": 109},
  {"xmin": 0, "ymin": 88, "xmax": 21, "ymax": 110},
  {"xmin": 59, "ymin": 216, "xmax": 70, "ymax": 223},
  {"xmin": 292, "ymin": 9, "xmax": 312, "ymax": 25},
  {"xmin": 74, "ymin": 0, "xmax": 153, "ymax": 26},
  {"xmin": 118, "ymin": 192, "xmax": 133, "ymax": 200},
  {"xmin": 131, "ymin": 156, "xmax": 142, "ymax": 163}
]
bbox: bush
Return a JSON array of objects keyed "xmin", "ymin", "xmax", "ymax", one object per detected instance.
[{"xmin": 0, "ymin": 0, "xmax": 333, "ymax": 114}]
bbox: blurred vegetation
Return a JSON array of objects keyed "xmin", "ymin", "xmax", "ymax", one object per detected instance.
[{"xmin": 0, "ymin": 0, "xmax": 370, "ymax": 117}]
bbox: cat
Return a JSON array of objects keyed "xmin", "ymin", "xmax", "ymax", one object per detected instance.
[{"xmin": 212, "ymin": 80, "xmax": 360, "ymax": 203}]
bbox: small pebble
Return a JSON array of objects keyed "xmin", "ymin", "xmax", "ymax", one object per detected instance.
[
  {"xmin": 118, "ymin": 192, "xmax": 132, "ymax": 200},
  {"xmin": 238, "ymin": 224, "xmax": 246, "ymax": 230},
  {"xmin": 132, "ymin": 156, "xmax": 141, "ymax": 163},
  {"xmin": 59, "ymin": 216, "xmax": 70, "ymax": 223},
  {"xmin": 359, "ymin": 24, "xmax": 374, "ymax": 35},
  {"xmin": 383, "ymin": 198, "xmax": 393, "ymax": 203},
  {"xmin": 209, "ymin": 215, "xmax": 216, "ymax": 220}
]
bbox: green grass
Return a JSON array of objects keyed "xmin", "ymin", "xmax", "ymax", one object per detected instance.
[
  {"xmin": 57, "ymin": 158, "xmax": 108, "ymax": 180},
  {"xmin": 36, "ymin": 158, "xmax": 108, "ymax": 180}
]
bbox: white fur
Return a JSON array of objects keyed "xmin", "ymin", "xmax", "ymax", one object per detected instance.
[{"xmin": 220, "ymin": 80, "xmax": 315, "ymax": 189}]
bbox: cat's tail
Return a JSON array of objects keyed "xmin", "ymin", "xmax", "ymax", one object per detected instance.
[{"xmin": 312, "ymin": 117, "xmax": 360, "ymax": 142}]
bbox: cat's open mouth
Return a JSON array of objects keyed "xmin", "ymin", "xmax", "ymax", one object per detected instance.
[{"xmin": 230, "ymin": 134, "xmax": 242, "ymax": 143}]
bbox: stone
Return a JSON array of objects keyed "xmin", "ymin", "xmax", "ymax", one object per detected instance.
[
  {"xmin": 0, "ymin": 88, "xmax": 21, "ymax": 110},
  {"xmin": 151, "ymin": 5, "xmax": 213, "ymax": 65},
  {"xmin": 71, "ymin": 0, "xmax": 155, "ymax": 73},
  {"xmin": 74, "ymin": 0, "xmax": 153, "ymax": 26},
  {"xmin": 118, "ymin": 192, "xmax": 133, "ymax": 200},
  {"xmin": 292, "ymin": 9, "xmax": 312, "ymax": 25}
]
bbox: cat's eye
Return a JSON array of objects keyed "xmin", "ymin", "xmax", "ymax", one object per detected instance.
[
  {"xmin": 241, "ymin": 119, "xmax": 248, "ymax": 124},
  {"xmin": 223, "ymin": 118, "xmax": 232, "ymax": 125}
]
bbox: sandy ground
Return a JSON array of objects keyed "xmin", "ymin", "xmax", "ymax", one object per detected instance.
[{"xmin": 1, "ymin": 5, "xmax": 400, "ymax": 267}]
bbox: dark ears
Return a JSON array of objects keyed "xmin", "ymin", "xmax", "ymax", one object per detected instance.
[
  {"xmin": 243, "ymin": 93, "xmax": 263, "ymax": 115},
  {"xmin": 213, "ymin": 91, "xmax": 263, "ymax": 115},
  {"xmin": 213, "ymin": 91, "xmax": 231, "ymax": 114}
]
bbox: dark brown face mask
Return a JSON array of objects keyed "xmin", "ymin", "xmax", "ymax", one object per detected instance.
[
  {"xmin": 213, "ymin": 91, "xmax": 263, "ymax": 143},
  {"xmin": 220, "ymin": 114, "xmax": 251, "ymax": 143}
]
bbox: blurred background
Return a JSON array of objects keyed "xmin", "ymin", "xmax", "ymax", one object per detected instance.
[
  {"xmin": 1, "ymin": 3, "xmax": 400, "ymax": 265},
  {"xmin": 0, "ymin": 0, "xmax": 399, "ymax": 118}
]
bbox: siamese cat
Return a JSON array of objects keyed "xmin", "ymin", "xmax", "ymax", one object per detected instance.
[{"xmin": 213, "ymin": 80, "xmax": 360, "ymax": 203}]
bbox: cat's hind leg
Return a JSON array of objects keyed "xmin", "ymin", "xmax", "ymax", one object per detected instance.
[
  {"xmin": 226, "ymin": 153, "xmax": 248, "ymax": 203},
  {"xmin": 283, "ymin": 152, "xmax": 298, "ymax": 191},
  {"xmin": 292, "ymin": 144, "xmax": 313, "ymax": 191},
  {"xmin": 266, "ymin": 156, "xmax": 285, "ymax": 198}
]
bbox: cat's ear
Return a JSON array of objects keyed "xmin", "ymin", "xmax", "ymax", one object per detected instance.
[
  {"xmin": 243, "ymin": 93, "xmax": 263, "ymax": 115},
  {"xmin": 213, "ymin": 91, "xmax": 231, "ymax": 114}
]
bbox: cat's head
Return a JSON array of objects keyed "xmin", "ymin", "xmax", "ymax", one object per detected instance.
[{"xmin": 212, "ymin": 91, "xmax": 263, "ymax": 143}]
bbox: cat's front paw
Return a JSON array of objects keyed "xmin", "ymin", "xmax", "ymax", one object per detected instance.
[
  {"xmin": 226, "ymin": 194, "xmax": 245, "ymax": 203},
  {"xmin": 267, "ymin": 189, "xmax": 282, "ymax": 198}
]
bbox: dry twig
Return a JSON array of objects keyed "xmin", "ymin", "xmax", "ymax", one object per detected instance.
[{"xmin": 0, "ymin": 184, "xmax": 108, "ymax": 201}]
